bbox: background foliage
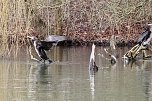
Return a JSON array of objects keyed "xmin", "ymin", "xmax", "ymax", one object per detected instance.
[{"xmin": 0, "ymin": 0, "xmax": 151, "ymax": 44}]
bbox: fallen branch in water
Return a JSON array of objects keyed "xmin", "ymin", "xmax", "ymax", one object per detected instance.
[
  {"xmin": 104, "ymin": 48, "xmax": 117, "ymax": 64},
  {"xmin": 124, "ymin": 44, "xmax": 151, "ymax": 60},
  {"xmin": 98, "ymin": 48, "xmax": 117, "ymax": 64}
]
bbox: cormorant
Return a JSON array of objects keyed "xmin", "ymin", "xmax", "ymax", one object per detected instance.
[
  {"xmin": 137, "ymin": 24, "xmax": 152, "ymax": 46},
  {"xmin": 124, "ymin": 24, "xmax": 152, "ymax": 59},
  {"xmin": 28, "ymin": 36, "xmax": 58, "ymax": 63}
]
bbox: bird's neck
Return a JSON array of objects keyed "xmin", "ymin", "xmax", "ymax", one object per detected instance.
[{"xmin": 33, "ymin": 40, "xmax": 39, "ymax": 48}]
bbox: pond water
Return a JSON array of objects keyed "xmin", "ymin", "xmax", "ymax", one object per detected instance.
[{"xmin": 0, "ymin": 46, "xmax": 152, "ymax": 101}]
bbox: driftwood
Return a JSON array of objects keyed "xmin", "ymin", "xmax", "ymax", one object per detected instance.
[{"xmin": 124, "ymin": 44, "xmax": 151, "ymax": 60}]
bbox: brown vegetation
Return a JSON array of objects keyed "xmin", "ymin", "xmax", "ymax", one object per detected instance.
[{"xmin": 0, "ymin": 0, "xmax": 151, "ymax": 46}]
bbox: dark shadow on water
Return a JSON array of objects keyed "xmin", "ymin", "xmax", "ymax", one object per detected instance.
[
  {"xmin": 38, "ymin": 64, "xmax": 49, "ymax": 75},
  {"xmin": 36, "ymin": 63, "xmax": 53, "ymax": 85}
]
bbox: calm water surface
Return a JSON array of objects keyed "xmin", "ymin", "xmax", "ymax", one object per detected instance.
[{"xmin": 0, "ymin": 46, "xmax": 152, "ymax": 101}]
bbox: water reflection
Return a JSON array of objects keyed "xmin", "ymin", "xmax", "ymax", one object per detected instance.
[
  {"xmin": 89, "ymin": 73, "xmax": 95, "ymax": 101},
  {"xmin": 28, "ymin": 63, "xmax": 53, "ymax": 101},
  {"xmin": 138, "ymin": 60, "xmax": 152, "ymax": 101},
  {"xmin": 0, "ymin": 46, "xmax": 152, "ymax": 101},
  {"xmin": 124, "ymin": 60, "xmax": 140, "ymax": 69},
  {"xmin": 123, "ymin": 57, "xmax": 152, "ymax": 101}
]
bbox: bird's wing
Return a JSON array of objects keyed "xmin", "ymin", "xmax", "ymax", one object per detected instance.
[
  {"xmin": 38, "ymin": 47, "xmax": 49, "ymax": 60},
  {"xmin": 137, "ymin": 30, "xmax": 149, "ymax": 44},
  {"xmin": 142, "ymin": 31, "xmax": 152, "ymax": 45},
  {"xmin": 40, "ymin": 41, "xmax": 58, "ymax": 50}
]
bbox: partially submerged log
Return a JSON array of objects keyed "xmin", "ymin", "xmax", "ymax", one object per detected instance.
[
  {"xmin": 98, "ymin": 35, "xmax": 117, "ymax": 64},
  {"xmin": 124, "ymin": 44, "xmax": 140, "ymax": 59},
  {"xmin": 89, "ymin": 43, "xmax": 98, "ymax": 73},
  {"xmin": 124, "ymin": 44, "xmax": 151, "ymax": 60},
  {"xmin": 104, "ymin": 48, "xmax": 117, "ymax": 64},
  {"xmin": 110, "ymin": 35, "xmax": 116, "ymax": 50}
]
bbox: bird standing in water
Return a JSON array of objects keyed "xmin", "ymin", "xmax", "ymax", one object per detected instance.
[
  {"xmin": 137, "ymin": 24, "xmax": 152, "ymax": 46},
  {"xmin": 124, "ymin": 24, "xmax": 152, "ymax": 59},
  {"xmin": 136, "ymin": 24, "xmax": 152, "ymax": 58},
  {"xmin": 28, "ymin": 36, "xmax": 58, "ymax": 63}
]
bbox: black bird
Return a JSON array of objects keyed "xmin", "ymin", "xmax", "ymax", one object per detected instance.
[
  {"xmin": 28, "ymin": 36, "xmax": 58, "ymax": 63},
  {"xmin": 137, "ymin": 24, "xmax": 152, "ymax": 46}
]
